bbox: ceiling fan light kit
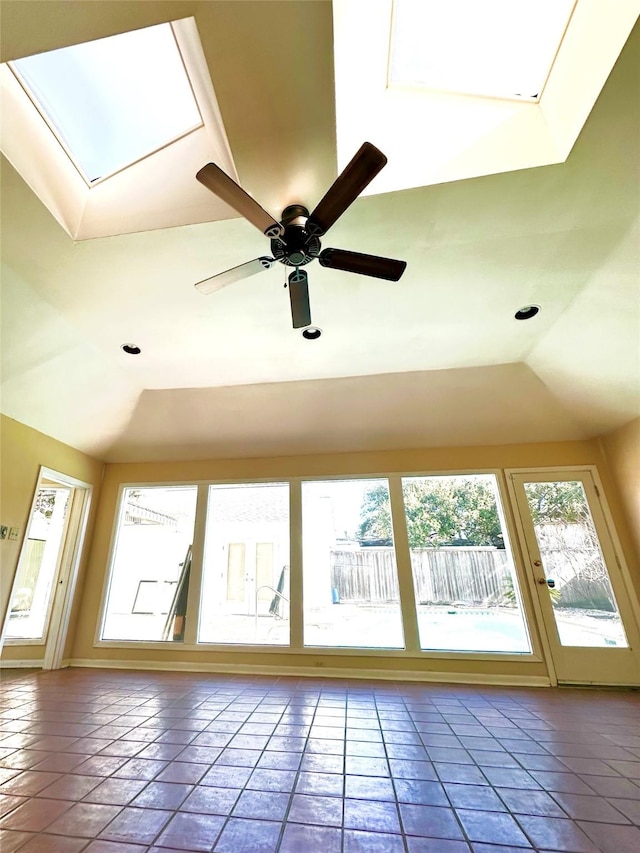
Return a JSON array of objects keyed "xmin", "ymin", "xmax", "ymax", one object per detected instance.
[{"xmin": 194, "ymin": 142, "xmax": 407, "ymax": 332}]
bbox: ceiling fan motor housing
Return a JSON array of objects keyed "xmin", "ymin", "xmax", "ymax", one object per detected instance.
[{"xmin": 271, "ymin": 204, "xmax": 321, "ymax": 267}]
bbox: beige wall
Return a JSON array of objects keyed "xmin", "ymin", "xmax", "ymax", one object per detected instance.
[
  {"xmin": 69, "ymin": 436, "xmax": 640, "ymax": 681},
  {"xmin": 3, "ymin": 419, "xmax": 638, "ymax": 680},
  {"xmin": 0, "ymin": 415, "xmax": 103, "ymax": 662},
  {"xmin": 599, "ymin": 416, "xmax": 640, "ymax": 568}
]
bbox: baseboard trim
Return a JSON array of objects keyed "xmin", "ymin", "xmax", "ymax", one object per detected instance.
[
  {"xmin": 68, "ymin": 658, "xmax": 551, "ymax": 688},
  {"xmin": 0, "ymin": 659, "xmax": 44, "ymax": 669}
]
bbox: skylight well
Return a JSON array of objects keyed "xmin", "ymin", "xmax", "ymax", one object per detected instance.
[
  {"xmin": 389, "ymin": 0, "xmax": 576, "ymax": 101},
  {"xmin": 10, "ymin": 23, "xmax": 202, "ymax": 183}
]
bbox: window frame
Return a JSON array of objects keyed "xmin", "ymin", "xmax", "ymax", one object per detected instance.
[{"xmin": 94, "ymin": 470, "xmax": 545, "ymax": 662}]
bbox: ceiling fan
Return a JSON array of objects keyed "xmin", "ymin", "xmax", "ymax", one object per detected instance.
[{"xmin": 194, "ymin": 142, "xmax": 407, "ymax": 332}]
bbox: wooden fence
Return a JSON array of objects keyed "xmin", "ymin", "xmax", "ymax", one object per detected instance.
[{"xmin": 330, "ymin": 547, "xmax": 510, "ymax": 605}]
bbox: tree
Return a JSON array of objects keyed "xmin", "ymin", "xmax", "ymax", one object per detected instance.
[
  {"xmin": 524, "ymin": 481, "xmax": 587, "ymax": 524},
  {"xmin": 358, "ymin": 477, "xmax": 503, "ymax": 547}
]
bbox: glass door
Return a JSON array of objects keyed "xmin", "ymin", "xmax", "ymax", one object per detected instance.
[
  {"xmin": 4, "ymin": 484, "xmax": 72, "ymax": 642},
  {"xmin": 509, "ymin": 470, "xmax": 640, "ymax": 685}
]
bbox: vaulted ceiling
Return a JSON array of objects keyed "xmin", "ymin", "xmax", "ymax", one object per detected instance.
[{"xmin": 1, "ymin": 2, "xmax": 639, "ymax": 462}]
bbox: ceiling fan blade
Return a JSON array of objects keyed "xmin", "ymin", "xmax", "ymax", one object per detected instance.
[
  {"xmin": 306, "ymin": 142, "xmax": 387, "ymax": 237},
  {"xmin": 288, "ymin": 269, "xmax": 311, "ymax": 328},
  {"xmin": 319, "ymin": 248, "xmax": 406, "ymax": 281},
  {"xmin": 196, "ymin": 163, "xmax": 284, "ymax": 239},
  {"xmin": 194, "ymin": 257, "xmax": 275, "ymax": 295}
]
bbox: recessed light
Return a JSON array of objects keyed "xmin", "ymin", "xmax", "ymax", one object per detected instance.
[
  {"xmin": 121, "ymin": 343, "xmax": 141, "ymax": 354},
  {"xmin": 302, "ymin": 326, "xmax": 322, "ymax": 340},
  {"xmin": 514, "ymin": 305, "xmax": 540, "ymax": 320}
]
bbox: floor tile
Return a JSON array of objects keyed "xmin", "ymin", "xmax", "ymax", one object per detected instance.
[
  {"xmin": 288, "ymin": 793, "xmax": 343, "ymax": 826},
  {"xmin": 577, "ymin": 820, "xmax": 640, "ymax": 853},
  {"xmin": 18, "ymin": 834, "xmax": 88, "ymax": 852},
  {"xmin": 46, "ymin": 802, "xmax": 122, "ymax": 838},
  {"xmin": 496, "ymin": 786, "xmax": 567, "ymax": 818},
  {"xmin": 552, "ymin": 789, "xmax": 631, "ymax": 823},
  {"xmin": 345, "ymin": 773, "xmax": 395, "ymax": 801},
  {"xmin": 580, "ymin": 774, "xmax": 640, "ymax": 797},
  {"xmin": 435, "ymin": 763, "xmax": 488, "ymax": 785},
  {"xmin": 156, "ymin": 761, "xmax": 208, "ymax": 784},
  {"xmin": 607, "ymin": 796, "xmax": 640, "ymax": 823},
  {"xmin": 257, "ymin": 751, "xmax": 302, "ymax": 771},
  {"xmin": 0, "ymin": 793, "xmax": 27, "ymax": 819},
  {"xmin": 395, "ymin": 779, "xmax": 448, "ymax": 806},
  {"xmin": 213, "ymin": 817, "xmax": 281, "ymax": 852},
  {"xmin": 0, "ymin": 797, "xmax": 73, "ymax": 832},
  {"xmin": 530, "ymin": 771, "xmax": 596, "ymax": 795},
  {"xmin": 456, "ymin": 808, "xmax": 530, "ymax": 846},
  {"xmin": 0, "ymin": 830, "xmax": 36, "ymax": 853},
  {"xmin": 4, "ymin": 671, "xmax": 640, "ymax": 853},
  {"xmin": 181, "ymin": 785, "xmax": 240, "ymax": 815},
  {"xmin": 200, "ymin": 765, "xmax": 253, "ymax": 788},
  {"xmin": 399, "ymin": 803, "xmax": 465, "ymax": 839},
  {"xmin": 232, "ymin": 788, "xmax": 290, "ymax": 821},
  {"xmin": 131, "ymin": 780, "xmax": 193, "ymax": 809},
  {"xmin": 515, "ymin": 814, "xmax": 600, "ymax": 851},
  {"xmin": 445, "ymin": 783, "xmax": 507, "ymax": 811},
  {"xmin": 82, "ymin": 777, "xmax": 147, "ymax": 805},
  {"xmin": 37, "ymin": 773, "xmax": 102, "ymax": 800},
  {"xmin": 112, "ymin": 757, "xmax": 167, "ymax": 780},
  {"xmin": 344, "ymin": 797, "xmax": 401, "ymax": 832},
  {"xmin": 296, "ymin": 770, "xmax": 344, "ymax": 796},
  {"xmin": 0, "ymin": 771, "xmax": 62, "ymax": 796},
  {"xmin": 98, "ymin": 806, "xmax": 172, "ymax": 844},
  {"xmin": 300, "ymin": 753, "xmax": 343, "ymax": 774},
  {"xmin": 343, "ymin": 828, "xmax": 406, "ymax": 851},
  {"xmin": 406, "ymin": 838, "xmax": 471, "ymax": 852},
  {"xmin": 279, "ymin": 822, "xmax": 342, "ymax": 853},
  {"xmin": 155, "ymin": 812, "xmax": 225, "ymax": 851}
]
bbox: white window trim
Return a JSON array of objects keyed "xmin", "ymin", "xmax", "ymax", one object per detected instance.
[{"xmin": 94, "ymin": 470, "xmax": 545, "ymax": 662}]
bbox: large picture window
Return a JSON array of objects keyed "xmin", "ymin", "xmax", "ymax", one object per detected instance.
[
  {"xmin": 400, "ymin": 474, "xmax": 531, "ymax": 652},
  {"xmin": 198, "ymin": 483, "xmax": 290, "ymax": 645},
  {"xmin": 101, "ymin": 486, "xmax": 197, "ymax": 641},
  {"xmin": 302, "ymin": 479, "xmax": 404, "ymax": 648},
  {"xmin": 99, "ymin": 473, "xmax": 540, "ymax": 657}
]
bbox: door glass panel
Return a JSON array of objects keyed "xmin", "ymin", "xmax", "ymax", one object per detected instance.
[
  {"xmin": 5, "ymin": 486, "xmax": 72, "ymax": 640},
  {"xmin": 522, "ymin": 480, "xmax": 628, "ymax": 648},
  {"xmin": 302, "ymin": 479, "xmax": 405, "ymax": 648},
  {"xmin": 101, "ymin": 486, "xmax": 197, "ymax": 641},
  {"xmin": 199, "ymin": 483, "xmax": 290, "ymax": 645},
  {"xmin": 401, "ymin": 474, "xmax": 531, "ymax": 652}
]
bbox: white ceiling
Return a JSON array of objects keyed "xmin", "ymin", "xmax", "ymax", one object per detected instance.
[{"xmin": 1, "ymin": 1, "xmax": 639, "ymax": 462}]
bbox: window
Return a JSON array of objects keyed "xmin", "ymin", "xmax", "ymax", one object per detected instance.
[
  {"xmin": 400, "ymin": 474, "xmax": 531, "ymax": 652},
  {"xmin": 11, "ymin": 23, "xmax": 202, "ymax": 182},
  {"xmin": 302, "ymin": 479, "xmax": 404, "ymax": 648},
  {"xmin": 522, "ymin": 480, "xmax": 628, "ymax": 648},
  {"xmin": 101, "ymin": 486, "xmax": 197, "ymax": 641},
  {"xmin": 199, "ymin": 484, "xmax": 290, "ymax": 645},
  {"xmin": 389, "ymin": 0, "xmax": 575, "ymax": 101},
  {"xmin": 5, "ymin": 485, "xmax": 72, "ymax": 640}
]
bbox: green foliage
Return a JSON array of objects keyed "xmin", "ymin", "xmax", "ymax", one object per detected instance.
[
  {"xmin": 524, "ymin": 481, "xmax": 587, "ymax": 524},
  {"xmin": 357, "ymin": 484, "xmax": 393, "ymax": 542},
  {"xmin": 358, "ymin": 478, "xmax": 594, "ymax": 551},
  {"xmin": 358, "ymin": 477, "xmax": 503, "ymax": 548},
  {"xmin": 34, "ymin": 489, "xmax": 56, "ymax": 518}
]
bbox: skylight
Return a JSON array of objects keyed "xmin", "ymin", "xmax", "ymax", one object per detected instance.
[
  {"xmin": 10, "ymin": 23, "xmax": 202, "ymax": 183},
  {"xmin": 389, "ymin": 0, "xmax": 576, "ymax": 101}
]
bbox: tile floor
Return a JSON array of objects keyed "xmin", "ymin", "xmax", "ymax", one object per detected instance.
[{"xmin": 0, "ymin": 669, "xmax": 639, "ymax": 852}]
